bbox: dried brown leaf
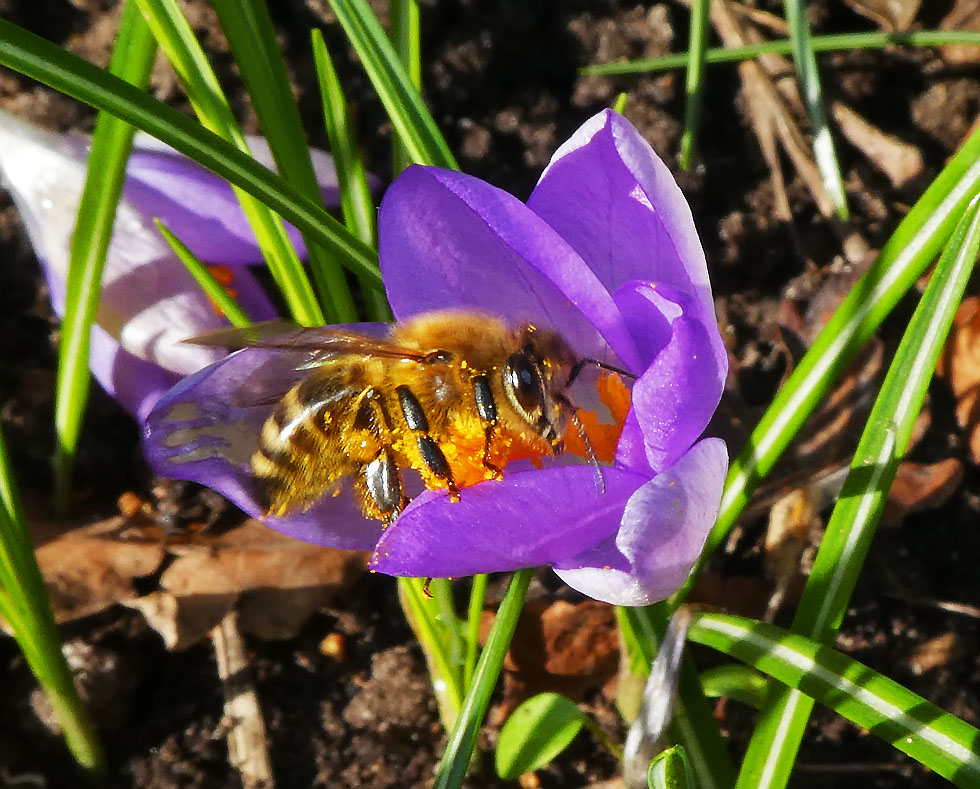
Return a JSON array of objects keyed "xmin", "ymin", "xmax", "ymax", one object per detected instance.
[
  {"xmin": 831, "ymin": 101, "xmax": 924, "ymax": 188},
  {"xmin": 842, "ymin": 0, "xmax": 921, "ymax": 31},
  {"xmin": 941, "ymin": 0, "xmax": 980, "ymax": 64},
  {"xmin": 908, "ymin": 632, "xmax": 960, "ymax": 675},
  {"xmin": 936, "ymin": 296, "xmax": 980, "ymax": 462},
  {"xmin": 32, "ymin": 517, "xmax": 165, "ymax": 624},
  {"xmin": 882, "ymin": 459, "xmax": 964, "ymax": 528}
]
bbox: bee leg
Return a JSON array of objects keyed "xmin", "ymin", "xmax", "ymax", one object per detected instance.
[
  {"xmin": 363, "ymin": 448, "xmax": 406, "ymax": 524},
  {"xmin": 395, "ymin": 385, "xmax": 461, "ymax": 501},
  {"xmin": 422, "ymin": 578, "xmax": 433, "ymax": 598},
  {"xmin": 481, "ymin": 425, "xmax": 503, "ymax": 480},
  {"xmin": 473, "ymin": 375, "xmax": 503, "ymax": 480}
]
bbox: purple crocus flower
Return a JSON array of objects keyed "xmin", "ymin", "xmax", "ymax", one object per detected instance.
[
  {"xmin": 0, "ymin": 110, "xmax": 348, "ymax": 420},
  {"xmin": 144, "ymin": 110, "xmax": 728, "ymax": 606}
]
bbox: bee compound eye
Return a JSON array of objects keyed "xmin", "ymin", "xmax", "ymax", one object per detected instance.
[{"xmin": 504, "ymin": 352, "xmax": 545, "ymax": 418}]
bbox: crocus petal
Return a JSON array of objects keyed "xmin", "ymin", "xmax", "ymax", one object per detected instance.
[
  {"xmin": 613, "ymin": 281, "xmax": 726, "ymax": 473},
  {"xmin": 553, "ymin": 438, "xmax": 727, "ymax": 606},
  {"xmin": 369, "ymin": 465, "xmax": 648, "ymax": 577},
  {"xmin": 124, "ymin": 133, "xmax": 347, "ymax": 264},
  {"xmin": 0, "ymin": 110, "xmax": 278, "ymax": 390},
  {"xmin": 89, "ymin": 324, "xmax": 180, "ymax": 422},
  {"xmin": 528, "ymin": 109, "xmax": 726, "ymax": 375},
  {"xmin": 143, "ymin": 327, "xmax": 390, "ymax": 551},
  {"xmin": 378, "ymin": 166, "xmax": 641, "ymax": 370}
]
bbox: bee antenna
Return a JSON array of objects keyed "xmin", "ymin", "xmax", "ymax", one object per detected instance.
[
  {"xmin": 567, "ymin": 358, "xmax": 636, "ymax": 388},
  {"xmin": 556, "ymin": 394, "xmax": 605, "ymax": 494}
]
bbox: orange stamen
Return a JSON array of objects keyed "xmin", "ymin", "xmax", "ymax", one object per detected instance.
[{"xmin": 205, "ymin": 265, "xmax": 241, "ymax": 316}]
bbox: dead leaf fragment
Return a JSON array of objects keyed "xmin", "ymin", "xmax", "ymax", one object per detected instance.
[
  {"xmin": 842, "ymin": 0, "xmax": 921, "ymax": 31},
  {"xmin": 882, "ymin": 459, "xmax": 964, "ymax": 528},
  {"xmin": 908, "ymin": 632, "xmax": 960, "ymax": 675},
  {"xmin": 32, "ymin": 517, "xmax": 165, "ymax": 624},
  {"xmin": 936, "ymin": 297, "xmax": 980, "ymax": 462},
  {"xmin": 831, "ymin": 101, "xmax": 923, "ymax": 188},
  {"xmin": 941, "ymin": 0, "xmax": 980, "ymax": 64}
]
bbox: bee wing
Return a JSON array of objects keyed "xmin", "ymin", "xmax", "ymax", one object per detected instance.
[{"xmin": 185, "ymin": 320, "xmax": 434, "ymax": 363}]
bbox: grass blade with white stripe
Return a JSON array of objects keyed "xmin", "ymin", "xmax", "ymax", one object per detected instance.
[
  {"xmin": 690, "ymin": 613, "xmax": 980, "ymax": 787},
  {"xmin": 736, "ymin": 195, "xmax": 980, "ymax": 789}
]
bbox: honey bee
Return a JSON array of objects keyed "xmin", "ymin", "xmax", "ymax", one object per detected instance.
[{"xmin": 188, "ymin": 309, "xmax": 627, "ymax": 526}]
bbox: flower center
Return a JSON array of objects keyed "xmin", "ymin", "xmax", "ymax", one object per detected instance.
[{"xmin": 441, "ymin": 371, "xmax": 632, "ymax": 489}]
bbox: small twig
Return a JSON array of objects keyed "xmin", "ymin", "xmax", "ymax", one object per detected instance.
[{"xmin": 212, "ymin": 610, "xmax": 275, "ymax": 789}]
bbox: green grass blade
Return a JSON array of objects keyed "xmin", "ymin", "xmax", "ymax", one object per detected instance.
[
  {"xmin": 398, "ymin": 578, "xmax": 463, "ymax": 728},
  {"xmin": 434, "ymin": 568, "xmax": 532, "ymax": 789},
  {"xmin": 582, "ymin": 30, "xmax": 980, "ymax": 76},
  {"xmin": 690, "ymin": 613, "xmax": 980, "ymax": 786},
  {"xmin": 0, "ymin": 20, "xmax": 383, "ymax": 298},
  {"xmin": 463, "ymin": 573, "xmax": 487, "ymax": 688},
  {"xmin": 310, "ymin": 30, "xmax": 391, "ymax": 322},
  {"xmin": 679, "ymin": 0, "xmax": 709, "ymax": 170},
  {"xmin": 699, "ymin": 665, "xmax": 769, "ymax": 709},
  {"xmin": 783, "ymin": 0, "xmax": 848, "ymax": 219},
  {"xmin": 210, "ymin": 0, "xmax": 357, "ymax": 323},
  {"xmin": 155, "ymin": 221, "xmax": 251, "ymax": 329},
  {"xmin": 675, "ymin": 121, "xmax": 980, "ymax": 602},
  {"xmin": 618, "ymin": 606, "xmax": 735, "ymax": 789},
  {"xmin": 389, "ymin": 0, "xmax": 421, "ymax": 175},
  {"xmin": 736, "ymin": 195, "xmax": 980, "ymax": 789},
  {"xmin": 0, "ymin": 425, "xmax": 104, "ymax": 773},
  {"xmin": 327, "ymin": 0, "xmax": 456, "ymax": 169},
  {"xmin": 133, "ymin": 0, "xmax": 324, "ymax": 326},
  {"xmin": 52, "ymin": 0, "xmax": 157, "ymax": 513}
]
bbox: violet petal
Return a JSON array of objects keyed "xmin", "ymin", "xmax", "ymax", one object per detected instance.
[
  {"xmin": 553, "ymin": 438, "xmax": 727, "ymax": 606},
  {"xmin": 613, "ymin": 281, "xmax": 726, "ymax": 473},
  {"xmin": 527, "ymin": 109, "xmax": 726, "ymax": 375},
  {"xmin": 369, "ymin": 465, "xmax": 649, "ymax": 577},
  {"xmin": 124, "ymin": 133, "xmax": 344, "ymax": 263},
  {"xmin": 378, "ymin": 166, "xmax": 641, "ymax": 370}
]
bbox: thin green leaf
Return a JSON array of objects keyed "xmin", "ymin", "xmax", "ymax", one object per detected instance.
[
  {"xmin": 133, "ymin": 0, "xmax": 324, "ymax": 326},
  {"xmin": 0, "ymin": 425, "xmax": 103, "ymax": 773},
  {"xmin": 495, "ymin": 693, "xmax": 585, "ymax": 780},
  {"xmin": 52, "ymin": 0, "xmax": 157, "ymax": 513},
  {"xmin": 463, "ymin": 573, "xmax": 487, "ymax": 688},
  {"xmin": 0, "ymin": 21, "xmax": 383, "ymax": 296},
  {"xmin": 389, "ymin": 0, "xmax": 421, "ymax": 174},
  {"xmin": 783, "ymin": 0, "xmax": 848, "ymax": 218},
  {"xmin": 434, "ymin": 568, "xmax": 533, "ymax": 789},
  {"xmin": 327, "ymin": 0, "xmax": 457, "ymax": 169},
  {"xmin": 679, "ymin": 0, "xmax": 709, "ymax": 170},
  {"xmin": 310, "ymin": 29, "xmax": 391, "ymax": 322},
  {"xmin": 690, "ymin": 613, "xmax": 980, "ymax": 787},
  {"xmin": 699, "ymin": 664, "xmax": 769, "ymax": 709},
  {"xmin": 210, "ymin": 0, "xmax": 357, "ymax": 323},
  {"xmin": 398, "ymin": 578, "xmax": 462, "ymax": 728},
  {"xmin": 612, "ymin": 92, "xmax": 628, "ymax": 114},
  {"xmin": 582, "ymin": 30, "xmax": 980, "ymax": 76},
  {"xmin": 155, "ymin": 221, "xmax": 251, "ymax": 329},
  {"xmin": 737, "ymin": 195, "xmax": 980, "ymax": 789},
  {"xmin": 675, "ymin": 117, "xmax": 980, "ymax": 603},
  {"xmin": 648, "ymin": 746, "xmax": 696, "ymax": 789}
]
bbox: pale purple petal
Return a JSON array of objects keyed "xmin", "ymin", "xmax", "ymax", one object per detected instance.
[
  {"xmin": 0, "ymin": 110, "xmax": 278, "ymax": 385},
  {"xmin": 528, "ymin": 109, "xmax": 725, "ymax": 375},
  {"xmin": 143, "ymin": 327, "xmax": 390, "ymax": 551},
  {"xmin": 124, "ymin": 133, "xmax": 345, "ymax": 263},
  {"xmin": 89, "ymin": 324, "xmax": 181, "ymax": 422},
  {"xmin": 369, "ymin": 466, "xmax": 648, "ymax": 577},
  {"xmin": 378, "ymin": 166, "xmax": 641, "ymax": 370},
  {"xmin": 554, "ymin": 438, "xmax": 727, "ymax": 606},
  {"xmin": 613, "ymin": 281, "xmax": 726, "ymax": 473}
]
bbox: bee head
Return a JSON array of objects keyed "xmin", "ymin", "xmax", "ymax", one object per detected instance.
[{"xmin": 501, "ymin": 325, "xmax": 577, "ymax": 451}]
